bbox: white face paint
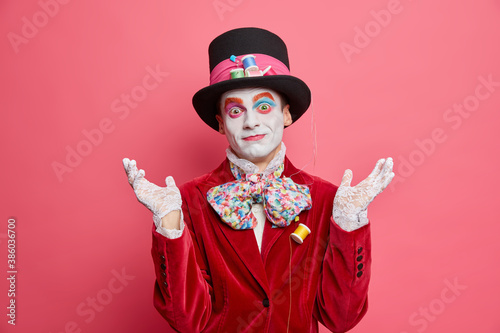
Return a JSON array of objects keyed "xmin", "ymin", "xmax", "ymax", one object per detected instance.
[{"xmin": 217, "ymin": 87, "xmax": 291, "ymax": 165}]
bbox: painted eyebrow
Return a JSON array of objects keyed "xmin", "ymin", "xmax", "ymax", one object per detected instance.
[
  {"xmin": 224, "ymin": 97, "xmax": 244, "ymax": 109},
  {"xmin": 252, "ymin": 92, "xmax": 275, "ymax": 104}
]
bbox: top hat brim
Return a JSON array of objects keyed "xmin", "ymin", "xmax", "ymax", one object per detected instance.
[{"xmin": 192, "ymin": 75, "xmax": 311, "ymax": 131}]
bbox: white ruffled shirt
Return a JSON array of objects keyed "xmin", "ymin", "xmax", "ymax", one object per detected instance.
[{"xmin": 154, "ymin": 143, "xmax": 367, "ymax": 252}]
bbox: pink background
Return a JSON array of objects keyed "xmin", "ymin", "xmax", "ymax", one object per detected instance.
[{"xmin": 2, "ymin": 0, "xmax": 500, "ymax": 332}]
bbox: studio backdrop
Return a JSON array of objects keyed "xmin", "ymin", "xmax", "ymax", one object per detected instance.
[{"xmin": 1, "ymin": 0, "xmax": 500, "ymax": 332}]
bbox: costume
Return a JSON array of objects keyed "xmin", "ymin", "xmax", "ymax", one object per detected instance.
[
  {"xmin": 150, "ymin": 156, "xmax": 370, "ymax": 332},
  {"xmin": 122, "ymin": 27, "xmax": 393, "ymax": 333}
]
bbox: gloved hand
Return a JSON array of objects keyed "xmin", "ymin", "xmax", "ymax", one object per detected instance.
[
  {"xmin": 333, "ymin": 157, "xmax": 394, "ymax": 231},
  {"xmin": 122, "ymin": 158, "xmax": 182, "ymax": 219}
]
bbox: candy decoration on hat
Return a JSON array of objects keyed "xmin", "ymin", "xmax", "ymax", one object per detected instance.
[
  {"xmin": 227, "ymin": 54, "xmax": 274, "ymax": 79},
  {"xmin": 261, "ymin": 65, "xmax": 272, "ymax": 75},
  {"xmin": 242, "ymin": 54, "xmax": 259, "ymax": 74},
  {"xmin": 230, "ymin": 68, "xmax": 244, "ymax": 79}
]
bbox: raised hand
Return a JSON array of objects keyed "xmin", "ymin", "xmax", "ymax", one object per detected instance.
[
  {"xmin": 332, "ymin": 157, "xmax": 394, "ymax": 231},
  {"xmin": 122, "ymin": 158, "xmax": 182, "ymax": 219}
]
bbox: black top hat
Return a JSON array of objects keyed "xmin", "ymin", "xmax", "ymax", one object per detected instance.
[{"xmin": 192, "ymin": 27, "xmax": 311, "ymax": 131}]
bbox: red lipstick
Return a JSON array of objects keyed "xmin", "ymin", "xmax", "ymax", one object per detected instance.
[{"xmin": 243, "ymin": 134, "xmax": 265, "ymax": 141}]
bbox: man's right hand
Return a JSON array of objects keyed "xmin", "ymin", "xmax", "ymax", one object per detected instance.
[{"xmin": 122, "ymin": 158, "xmax": 182, "ymax": 228}]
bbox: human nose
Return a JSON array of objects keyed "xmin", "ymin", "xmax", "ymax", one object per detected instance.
[{"xmin": 243, "ymin": 109, "xmax": 261, "ymax": 129}]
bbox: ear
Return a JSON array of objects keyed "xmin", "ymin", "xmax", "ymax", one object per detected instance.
[
  {"xmin": 215, "ymin": 115, "xmax": 225, "ymax": 134},
  {"xmin": 283, "ymin": 104, "xmax": 292, "ymax": 126}
]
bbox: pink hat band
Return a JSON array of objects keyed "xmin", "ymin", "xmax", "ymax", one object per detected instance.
[{"xmin": 209, "ymin": 53, "xmax": 291, "ymax": 86}]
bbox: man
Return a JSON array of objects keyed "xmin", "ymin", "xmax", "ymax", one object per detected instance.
[{"xmin": 123, "ymin": 28, "xmax": 394, "ymax": 332}]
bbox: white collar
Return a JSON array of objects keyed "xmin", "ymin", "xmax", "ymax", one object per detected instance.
[{"xmin": 226, "ymin": 142, "xmax": 286, "ymax": 176}]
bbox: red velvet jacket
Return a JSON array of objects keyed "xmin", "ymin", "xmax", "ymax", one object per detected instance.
[{"xmin": 151, "ymin": 157, "xmax": 371, "ymax": 332}]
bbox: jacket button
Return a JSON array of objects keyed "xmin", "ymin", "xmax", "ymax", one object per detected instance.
[
  {"xmin": 356, "ymin": 255, "xmax": 363, "ymax": 262},
  {"xmin": 356, "ymin": 271, "xmax": 363, "ymax": 278},
  {"xmin": 357, "ymin": 263, "xmax": 363, "ymax": 270},
  {"xmin": 357, "ymin": 247, "xmax": 363, "ymax": 254},
  {"xmin": 161, "ymin": 271, "xmax": 166, "ymax": 277},
  {"xmin": 160, "ymin": 263, "xmax": 166, "ymax": 270},
  {"xmin": 163, "ymin": 281, "xmax": 168, "ymax": 287},
  {"xmin": 262, "ymin": 298, "xmax": 270, "ymax": 307},
  {"xmin": 160, "ymin": 255, "xmax": 166, "ymax": 262}
]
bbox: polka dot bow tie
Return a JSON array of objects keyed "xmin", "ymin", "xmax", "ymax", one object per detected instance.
[{"xmin": 206, "ymin": 163, "xmax": 312, "ymax": 230}]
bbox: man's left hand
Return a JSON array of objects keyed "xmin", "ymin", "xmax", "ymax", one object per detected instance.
[{"xmin": 332, "ymin": 157, "xmax": 394, "ymax": 231}]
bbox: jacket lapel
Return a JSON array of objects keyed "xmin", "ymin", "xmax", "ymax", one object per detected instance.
[{"xmin": 260, "ymin": 219, "xmax": 291, "ymax": 262}]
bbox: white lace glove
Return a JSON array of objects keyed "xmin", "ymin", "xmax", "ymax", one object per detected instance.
[
  {"xmin": 333, "ymin": 157, "xmax": 394, "ymax": 232},
  {"xmin": 122, "ymin": 158, "xmax": 183, "ymax": 234}
]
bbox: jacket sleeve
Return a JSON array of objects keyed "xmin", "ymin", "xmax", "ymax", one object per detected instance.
[
  {"xmin": 313, "ymin": 216, "xmax": 371, "ymax": 332},
  {"xmin": 151, "ymin": 195, "xmax": 213, "ymax": 332}
]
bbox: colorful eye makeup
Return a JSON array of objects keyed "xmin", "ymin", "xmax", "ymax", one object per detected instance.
[
  {"xmin": 251, "ymin": 92, "xmax": 275, "ymax": 103},
  {"xmin": 253, "ymin": 97, "xmax": 275, "ymax": 114},
  {"xmin": 224, "ymin": 98, "xmax": 245, "ymax": 118},
  {"xmin": 252, "ymin": 92, "xmax": 276, "ymax": 114},
  {"xmin": 223, "ymin": 92, "xmax": 277, "ymax": 118},
  {"xmin": 224, "ymin": 101, "xmax": 245, "ymax": 118}
]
